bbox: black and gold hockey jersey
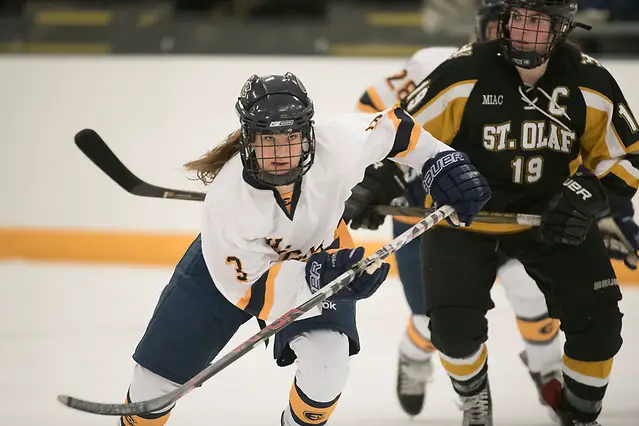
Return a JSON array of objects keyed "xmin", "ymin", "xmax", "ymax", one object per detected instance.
[{"xmin": 401, "ymin": 40, "xmax": 639, "ymax": 232}]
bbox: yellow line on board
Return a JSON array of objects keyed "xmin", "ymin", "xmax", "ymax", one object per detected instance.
[
  {"xmin": 34, "ymin": 10, "xmax": 113, "ymax": 26},
  {"xmin": 1, "ymin": 228, "xmax": 638, "ymax": 285},
  {"xmin": 329, "ymin": 43, "xmax": 423, "ymax": 57},
  {"xmin": 0, "ymin": 228, "xmax": 191, "ymax": 266},
  {"xmin": 365, "ymin": 12, "xmax": 422, "ymax": 27},
  {"xmin": 0, "ymin": 42, "xmax": 112, "ymax": 54}
]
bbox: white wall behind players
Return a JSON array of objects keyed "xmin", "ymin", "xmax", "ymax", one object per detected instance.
[{"xmin": 1, "ymin": 56, "xmax": 638, "ymax": 241}]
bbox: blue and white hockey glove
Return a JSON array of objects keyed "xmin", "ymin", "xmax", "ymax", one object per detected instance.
[
  {"xmin": 305, "ymin": 247, "xmax": 390, "ymax": 302},
  {"xmin": 598, "ymin": 201, "xmax": 639, "ymax": 269},
  {"xmin": 421, "ymin": 151, "xmax": 491, "ymax": 227}
]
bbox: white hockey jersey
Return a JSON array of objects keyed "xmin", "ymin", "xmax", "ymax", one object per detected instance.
[
  {"xmin": 201, "ymin": 107, "xmax": 451, "ymax": 324},
  {"xmin": 356, "ymin": 46, "xmax": 459, "ymax": 113}
]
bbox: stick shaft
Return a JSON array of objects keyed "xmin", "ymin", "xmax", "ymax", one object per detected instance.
[{"xmin": 373, "ymin": 205, "xmax": 541, "ymax": 227}]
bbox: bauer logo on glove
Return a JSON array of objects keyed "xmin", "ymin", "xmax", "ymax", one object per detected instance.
[
  {"xmin": 536, "ymin": 172, "xmax": 609, "ymax": 246},
  {"xmin": 421, "ymin": 150, "xmax": 491, "ymax": 227},
  {"xmin": 422, "ymin": 151, "xmax": 466, "ymax": 189},
  {"xmin": 562, "ymin": 178, "xmax": 593, "ymax": 201},
  {"xmin": 305, "ymin": 248, "xmax": 390, "ymax": 301}
]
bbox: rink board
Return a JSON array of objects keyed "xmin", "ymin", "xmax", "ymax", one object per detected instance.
[{"xmin": 2, "ymin": 55, "xmax": 639, "ymax": 284}]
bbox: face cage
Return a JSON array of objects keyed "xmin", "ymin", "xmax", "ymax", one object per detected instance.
[
  {"xmin": 239, "ymin": 124, "xmax": 316, "ymax": 187},
  {"xmin": 498, "ymin": 6, "xmax": 572, "ymax": 69}
]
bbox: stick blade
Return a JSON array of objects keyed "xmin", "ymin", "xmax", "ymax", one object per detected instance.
[
  {"xmin": 74, "ymin": 129, "xmax": 145, "ymax": 194},
  {"xmin": 74, "ymin": 129, "xmax": 206, "ymax": 201},
  {"xmin": 57, "ymin": 393, "xmax": 171, "ymax": 416}
]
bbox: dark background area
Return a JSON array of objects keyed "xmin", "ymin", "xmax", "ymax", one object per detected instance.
[{"xmin": 1, "ymin": 0, "xmax": 638, "ymax": 56}]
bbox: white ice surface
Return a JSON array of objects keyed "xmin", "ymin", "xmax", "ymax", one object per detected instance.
[{"xmin": 1, "ymin": 261, "xmax": 637, "ymax": 425}]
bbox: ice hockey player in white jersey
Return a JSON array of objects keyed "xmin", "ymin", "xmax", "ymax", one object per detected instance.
[
  {"xmin": 116, "ymin": 72, "xmax": 490, "ymax": 426},
  {"xmin": 346, "ymin": 0, "xmax": 566, "ymax": 419}
]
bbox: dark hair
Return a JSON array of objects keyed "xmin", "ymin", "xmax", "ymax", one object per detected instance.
[{"xmin": 183, "ymin": 130, "xmax": 241, "ymax": 185}]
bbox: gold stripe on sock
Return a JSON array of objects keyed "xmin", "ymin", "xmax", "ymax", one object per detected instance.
[
  {"xmin": 563, "ymin": 355, "xmax": 613, "ymax": 379},
  {"xmin": 407, "ymin": 318, "xmax": 436, "ymax": 352},
  {"xmin": 121, "ymin": 392, "xmax": 172, "ymax": 426},
  {"xmin": 562, "ymin": 355, "xmax": 613, "ymax": 388},
  {"xmin": 121, "ymin": 411, "xmax": 172, "ymax": 426},
  {"xmin": 289, "ymin": 381, "xmax": 340, "ymax": 425},
  {"xmin": 516, "ymin": 317, "xmax": 560, "ymax": 343},
  {"xmin": 440, "ymin": 345, "xmax": 487, "ymax": 380}
]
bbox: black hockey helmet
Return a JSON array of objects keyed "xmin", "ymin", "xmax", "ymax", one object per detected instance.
[
  {"xmin": 475, "ymin": 0, "xmax": 505, "ymax": 41},
  {"xmin": 235, "ymin": 72, "xmax": 315, "ymax": 187},
  {"xmin": 497, "ymin": 0, "xmax": 590, "ymax": 69}
]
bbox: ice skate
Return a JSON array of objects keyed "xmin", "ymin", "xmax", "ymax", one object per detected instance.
[
  {"xmin": 396, "ymin": 352, "xmax": 433, "ymax": 416},
  {"xmin": 459, "ymin": 379, "xmax": 493, "ymax": 426},
  {"xmin": 540, "ymin": 377, "xmax": 603, "ymax": 426}
]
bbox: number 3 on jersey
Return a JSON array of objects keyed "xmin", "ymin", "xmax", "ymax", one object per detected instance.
[
  {"xmin": 226, "ymin": 256, "xmax": 248, "ymax": 281},
  {"xmin": 511, "ymin": 156, "xmax": 543, "ymax": 184}
]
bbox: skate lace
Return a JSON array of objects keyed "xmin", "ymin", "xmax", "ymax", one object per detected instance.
[
  {"xmin": 459, "ymin": 387, "xmax": 491, "ymax": 425},
  {"xmin": 398, "ymin": 358, "xmax": 432, "ymax": 395}
]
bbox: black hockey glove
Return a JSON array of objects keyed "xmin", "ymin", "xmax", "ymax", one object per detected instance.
[
  {"xmin": 598, "ymin": 200, "xmax": 639, "ymax": 269},
  {"xmin": 421, "ymin": 150, "xmax": 491, "ymax": 226},
  {"xmin": 305, "ymin": 247, "xmax": 390, "ymax": 301},
  {"xmin": 343, "ymin": 159, "xmax": 407, "ymax": 230},
  {"xmin": 536, "ymin": 171, "xmax": 610, "ymax": 246}
]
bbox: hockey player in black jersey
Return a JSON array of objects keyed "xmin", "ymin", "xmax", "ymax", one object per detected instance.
[
  {"xmin": 346, "ymin": 1, "xmax": 570, "ymax": 420},
  {"xmin": 346, "ymin": 0, "xmax": 639, "ymax": 425}
]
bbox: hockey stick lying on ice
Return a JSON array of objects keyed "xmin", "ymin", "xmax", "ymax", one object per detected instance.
[
  {"xmin": 57, "ymin": 204, "xmax": 455, "ymax": 415},
  {"xmin": 72, "ymin": 128, "xmax": 537, "ymax": 226},
  {"xmin": 374, "ymin": 205, "xmax": 541, "ymax": 227}
]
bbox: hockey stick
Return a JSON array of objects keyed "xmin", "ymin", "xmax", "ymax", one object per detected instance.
[
  {"xmin": 57, "ymin": 204, "xmax": 455, "ymax": 415},
  {"xmin": 598, "ymin": 217, "xmax": 639, "ymax": 267},
  {"xmin": 74, "ymin": 128, "xmax": 206, "ymax": 202},
  {"xmin": 373, "ymin": 205, "xmax": 542, "ymax": 227},
  {"xmin": 74, "ymin": 129, "xmax": 536, "ymax": 225}
]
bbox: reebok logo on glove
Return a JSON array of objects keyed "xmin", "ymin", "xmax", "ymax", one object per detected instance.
[
  {"xmin": 563, "ymin": 178, "xmax": 592, "ymax": 201},
  {"xmin": 422, "ymin": 152, "xmax": 466, "ymax": 192}
]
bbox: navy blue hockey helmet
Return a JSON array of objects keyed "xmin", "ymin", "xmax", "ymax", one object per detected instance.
[
  {"xmin": 497, "ymin": 0, "xmax": 589, "ymax": 69},
  {"xmin": 235, "ymin": 73, "xmax": 316, "ymax": 187},
  {"xmin": 475, "ymin": 0, "xmax": 506, "ymax": 41}
]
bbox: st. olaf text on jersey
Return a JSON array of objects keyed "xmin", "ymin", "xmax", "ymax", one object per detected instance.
[
  {"xmin": 266, "ymin": 238, "xmax": 327, "ymax": 262},
  {"xmin": 482, "ymin": 85, "xmax": 576, "ymax": 153},
  {"xmin": 483, "ymin": 120, "xmax": 575, "ymax": 153}
]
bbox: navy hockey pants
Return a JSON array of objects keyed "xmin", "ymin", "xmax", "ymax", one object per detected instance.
[{"xmin": 132, "ymin": 235, "xmax": 360, "ymax": 385}]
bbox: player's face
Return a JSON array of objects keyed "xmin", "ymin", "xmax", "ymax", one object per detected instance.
[
  {"xmin": 507, "ymin": 7, "xmax": 553, "ymax": 53},
  {"xmin": 252, "ymin": 132, "xmax": 303, "ymax": 175}
]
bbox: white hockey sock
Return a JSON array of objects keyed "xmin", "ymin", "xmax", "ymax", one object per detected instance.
[
  {"xmin": 283, "ymin": 330, "xmax": 349, "ymax": 425},
  {"xmin": 399, "ymin": 315, "xmax": 436, "ymax": 361},
  {"xmin": 120, "ymin": 364, "xmax": 179, "ymax": 426}
]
